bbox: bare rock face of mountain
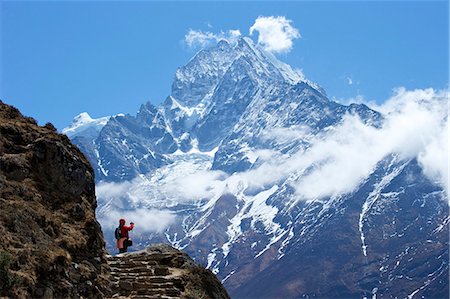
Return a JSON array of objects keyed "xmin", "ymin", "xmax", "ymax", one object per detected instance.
[
  {"xmin": 0, "ymin": 101, "xmax": 110, "ymax": 298},
  {"xmin": 108, "ymin": 244, "xmax": 230, "ymax": 299}
]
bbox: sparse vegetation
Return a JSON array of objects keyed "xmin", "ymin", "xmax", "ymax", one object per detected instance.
[
  {"xmin": 0, "ymin": 252, "xmax": 20, "ymax": 295},
  {"xmin": 182, "ymin": 265, "xmax": 230, "ymax": 299}
]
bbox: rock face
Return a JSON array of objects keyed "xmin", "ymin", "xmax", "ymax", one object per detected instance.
[
  {"xmin": 0, "ymin": 101, "xmax": 110, "ymax": 297},
  {"xmin": 108, "ymin": 244, "xmax": 230, "ymax": 299}
]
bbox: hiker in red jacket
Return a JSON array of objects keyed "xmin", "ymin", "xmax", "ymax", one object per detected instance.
[{"xmin": 116, "ymin": 218, "xmax": 134, "ymax": 253}]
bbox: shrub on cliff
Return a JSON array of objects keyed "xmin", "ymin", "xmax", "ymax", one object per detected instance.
[{"xmin": 0, "ymin": 252, "xmax": 20, "ymax": 295}]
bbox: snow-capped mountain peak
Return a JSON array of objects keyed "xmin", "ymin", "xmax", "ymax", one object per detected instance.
[
  {"xmin": 172, "ymin": 37, "xmax": 316, "ymax": 109},
  {"xmin": 62, "ymin": 112, "xmax": 110, "ymax": 139}
]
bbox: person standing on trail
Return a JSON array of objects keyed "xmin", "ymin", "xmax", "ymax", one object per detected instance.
[{"xmin": 115, "ymin": 218, "xmax": 134, "ymax": 253}]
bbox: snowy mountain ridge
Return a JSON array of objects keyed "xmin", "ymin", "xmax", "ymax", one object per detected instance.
[
  {"xmin": 62, "ymin": 112, "xmax": 111, "ymax": 139},
  {"xmin": 65, "ymin": 37, "xmax": 449, "ymax": 298}
]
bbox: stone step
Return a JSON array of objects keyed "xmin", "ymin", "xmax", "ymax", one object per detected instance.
[
  {"xmin": 109, "ymin": 264, "xmax": 155, "ymax": 270},
  {"xmin": 154, "ymin": 267, "xmax": 170, "ymax": 276},
  {"xmin": 111, "ymin": 265, "xmax": 168, "ymax": 272},
  {"xmin": 122, "ymin": 253, "xmax": 175, "ymax": 262},
  {"xmin": 131, "ymin": 296, "xmax": 163, "ymax": 299},
  {"xmin": 114, "ymin": 276, "xmax": 173, "ymax": 283},
  {"xmin": 111, "ymin": 274, "xmax": 160, "ymax": 281},
  {"xmin": 110, "ymin": 270, "xmax": 155, "ymax": 276},
  {"xmin": 163, "ymin": 289, "xmax": 182, "ymax": 297},
  {"xmin": 109, "ymin": 264, "xmax": 159, "ymax": 270},
  {"xmin": 108, "ymin": 260, "xmax": 158, "ymax": 267},
  {"xmin": 130, "ymin": 296, "xmax": 180, "ymax": 299},
  {"xmin": 110, "ymin": 268, "xmax": 170, "ymax": 276},
  {"xmin": 112, "ymin": 281, "xmax": 176, "ymax": 290},
  {"xmin": 106, "ymin": 253, "xmax": 188, "ymax": 299},
  {"xmin": 134, "ymin": 288, "xmax": 181, "ymax": 296},
  {"xmin": 147, "ymin": 277, "xmax": 178, "ymax": 284},
  {"xmin": 112, "ymin": 289, "xmax": 178, "ymax": 298},
  {"xmin": 112, "ymin": 275, "xmax": 172, "ymax": 281},
  {"xmin": 138, "ymin": 282, "xmax": 176, "ymax": 289},
  {"xmin": 111, "ymin": 277, "xmax": 180, "ymax": 286}
]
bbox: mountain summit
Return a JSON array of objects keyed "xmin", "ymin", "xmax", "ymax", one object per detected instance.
[{"xmin": 65, "ymin": 37, "xmax": 338, "ymax": 181}]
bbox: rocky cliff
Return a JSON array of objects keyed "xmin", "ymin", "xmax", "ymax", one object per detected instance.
[
  {"xmin": 0, "ymin": 101, "xmax": 229, "ymax": 299},
  {"xmin": 0, "ymin": 100, "xmax": 111, "ymax": 297}
]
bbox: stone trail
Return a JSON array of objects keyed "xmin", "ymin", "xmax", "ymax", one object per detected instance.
[{"xmin": 107, "ymin": 250, "xmax": 187, "ymax": 299}]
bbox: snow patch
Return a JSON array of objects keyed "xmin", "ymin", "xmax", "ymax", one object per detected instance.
[
  {"xmin": 63, "ymin": 112, "xmax": 110, "ymax": 139},
  {"xmin": 359, "ymin": 158, "xmax": 408, "ymax": 256}
]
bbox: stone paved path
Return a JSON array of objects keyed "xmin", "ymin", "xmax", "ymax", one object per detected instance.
[{"xmin": 107, "ymin": 251, "xmax": 187, "ymax": 299}]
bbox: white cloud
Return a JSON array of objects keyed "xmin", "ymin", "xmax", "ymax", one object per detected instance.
[
  {"xmin": 261, "ymin": 125, "xmax": 312, "ymax": 143},
  {"xmin": 294, "ymin": 68, "xmax": 306, "ymax": 80},
  {"xmin": 96, "ymin": 180, "xmax": 133, "ymax": 200},
  {"xmin": 96, "ymin": 160, "xmax": 227, "ymax": 205},
  {"xmin": 159, "ymin": 168, "xmax": 226, "ymax": 200},
  {"xmin": 184, "ymin": 29, "xmax": 241, "ymax": 48},
  {"xmin": 418, "ymin": 118, "xmax": 449, "ymax": 193},
  {"xmin": 215, "ymin": 87, "xmax": 449, "ymax": 201},
  {"xmin": 249, "ymin": 16, "xmax": 301, "ymax": 53},
  {"xmin": 275, "ymin": 88, "xmax": 448, "ymax": 199},
  {"xmin": 99, "ymin": 208, "xmax": 176, "ymax": 234},
  {"xmin": 95, "ymin": 161, "xmax": 227, "ymax": 234}
]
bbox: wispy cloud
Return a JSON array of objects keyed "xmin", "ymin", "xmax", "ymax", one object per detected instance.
[
  {"xmin": 213, "ymin": 87, "xmax": 448, "ymax": 200},
  {"xmin": 184, "ymin": 16, "xmax": 300, "ymax": 54},
  {"xmin": 249, "ymin": 16, "xmax": 301, "ymax": 53},
  {"xmin": 248, "ymin": 87, "xmax": 449, "ymax": 199},
  {"xmin": 335, "ymin": 94, "xmax": 377, "ymax": 107},
  {"xmin": 99, "ymin": 208, "xmax": 176, "ymax": 234},
  {"xmin": 346, "ymin": 76, "xmax": 353, "ymax": 85},
  {"xmin": 184, "ymin": 29, "xmax": 241, "ymax": 48},
  {"xmin": 96, "ymin": 160, "xmax": 227, "ymax": 205}
]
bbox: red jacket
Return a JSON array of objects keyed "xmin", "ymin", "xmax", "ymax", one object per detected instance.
[{"xmin": 120, "ymin": 223, "xmax": 134, "ymax": 238}]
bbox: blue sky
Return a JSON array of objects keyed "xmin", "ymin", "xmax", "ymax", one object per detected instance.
[{"xmin": 1, "ymin": 1, "xmax": 448, "ymax": 130}]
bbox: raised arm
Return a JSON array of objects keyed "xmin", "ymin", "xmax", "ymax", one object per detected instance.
[{"xmin": 126, "ymin": 222, "xmax": 134, "ymax": 231}]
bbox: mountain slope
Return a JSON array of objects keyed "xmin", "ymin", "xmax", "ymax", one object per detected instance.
[
  {"xmin": 230, "ymin": 156, "xmax": 448, "ymax": 298},
  {"xmin": 64, "ymin": 37, "xmax": 449, "ymax": 298}
]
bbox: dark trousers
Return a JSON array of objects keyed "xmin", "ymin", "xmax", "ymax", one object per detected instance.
[{"xmin": 119, "ymin": 238, "xmax": 128, "ymax": 253}]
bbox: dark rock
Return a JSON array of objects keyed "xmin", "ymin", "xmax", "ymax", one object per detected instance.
[
  {"xmin": 44, "ymin": 122, "xmax": 57, "ymax": 132},
  {"xmin": 72, "ymin": 203, "xmax": 86, "ymax": 220},
  {"xmin": 0, "ymin": 101, "xmax": 111, "ymax": 298},
  {"xmin": 118, "ymin": 280, "xmax": 133, "ymax": 291},
  {"xmin": 154, "ymin": 266, "xmax": 169, "ymax": 276}
]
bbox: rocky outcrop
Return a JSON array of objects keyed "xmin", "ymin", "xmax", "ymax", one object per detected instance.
[
  {"xmin": 108, "ymin": 244, "xmax": 230, "ymax": 299},
  {"xmin": 0, "ymin": 101, "xmax": 110, "ymax": 298}
]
